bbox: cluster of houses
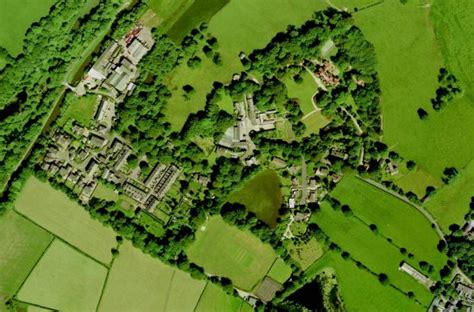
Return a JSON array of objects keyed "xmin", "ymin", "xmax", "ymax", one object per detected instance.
[
  {"xmin": 75, "ymin": 24, "xmax": 154, "ymax": 102},
  {"xmin": 314, "ymin": 60, "xmax": 340, "ymax": 87},
  {"xmin": 430, "ymin": 274, "xmax": 473, "ymax": 312},
  {"xmin": 217, "ymin": 93, "xmax": 277, "ymax": 157}
]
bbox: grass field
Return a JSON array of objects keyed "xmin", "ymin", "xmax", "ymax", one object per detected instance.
[
  {"xmin": 99, "ymin": 241, "xmax": 205, "ymax": 311},
  {"xmin": 267, "ymin": 258, "xmax": 292, "ymax": 284},
  {"xmin": 194, "ymin": 282, "xmax": 243, "ymax": 312},
  {"xmin": 0, "ymin": 211, "xmax": 53, "ymax": 297},
  {"xmin": 17, "ymin": 240, "xmax": 107, "ymax": 311},
  {"xmin": 306, "ymin": 251, "xmax": 425, "ymax": 312},
  {"xmin": 15, "ymin": 176, "xmax": 117, "ymax": 264},
  {"xmin": 166, "ymin": 0, "xmax": 230, "ymax": 42},
  {"xmin": 312, "ymin": 203, "xmax": 433, "ymax": 305},
  {"xmin": 227, "ymin": 169, "xmax": 283, "ymax": 226},
  {"xmin": 187, "ymin": 216, "xmax": 280, "ymax": 291},
  {"xmin": 93, "ymin": 182, "xmax": 119, "ymax": 202},
  {"xmin": 352, "ymin": 1, "xmax": 474, "ymax": 183},
  {"xmin": 146, "ymin": 0, "xmax": 194, "ymax": 30},
  {"xmin": 425, "ymin": 159, "xmax": 474, "ymax": 232},
  {"xmin": 285, "ymin": 71, "xmax": 317, "ymax": 115},
  {"xmin": 302, "ymin": 111, "xmax": 330, "ymax": 136},
  {"xmin": 286, "ymin": 237, "xmax": 324, "ymax": 270},
  {"xmin": 331, "ymin": 175, "xmax": 446, "ymax": 272},
  {"xmin": 0, "ymin": 0, "xmax": 56, "ymax": 56},
  {"xmin": 59, "ymin": 94, "xmax": 97, "ymax": 127}
]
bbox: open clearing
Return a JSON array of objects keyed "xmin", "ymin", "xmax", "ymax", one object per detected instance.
[
  {"xmin": 227, "ymin": 169, "xmax": 282, "ymax": 226},
  {"xmin": 0, "ymin": 0, "xmax": 56, "ymax": 56},
  {"xmin": 59, "ymin": 94, "xmax": 98, "ymax": 127},
  {"xmin": 286, "ymin": 237, "xmax": 324, "ymax": 270},
  {"xmin": 352, "ymin": 0, "xmax": 474, "ymax": 183},
  {"xmin": 0, "ymin": 210, "xmax": 53, "ymax": 297},
  {"xmin": 99, "ymin": 241, "xmax": 206, "ymax": 311},
  {"xmin": 187, "ymin": 216, "xmax": 280, "ymax": 291},
  {"xmin": 285, "ymin": 71, "xmax": 317, "ymax": 115},
  {"xmin": 194, "ymin": 282, "xmax": 244, "ymax": 312},
  {"xmin": 15, "ymin": 176, "xmax": 117, "ymax": 264},
  {"xmin": 331, "ymin": 175, "xmax": 446, "ymax": 272},
  {"xmin": 307, "ymin": 251, "xmax": 424, "ymax": 312},
  {"xmin": 267, "ymin": 258, "xmax": 292, "ymax": 284},
  {"xmin": 17, "ymin": 240, "xmax": 107, "ymax": 311},
  {"xmin": 425, "ymin": 159, "xmax": 474, "ymax": 232},
  {"xmin": 312, "ymin": 203, "xmax": 433, "ymax": 305}
]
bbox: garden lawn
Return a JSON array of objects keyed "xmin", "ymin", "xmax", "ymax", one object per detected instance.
[
  {"xmin": 306, "ymin": 252, "xmax": 425, "ymax": 312},
  {"xmin": 194, "ymin": 282, "xmax": 244, "ymax": 312},
  {"xmin": 267, "ymin": 258, "xmax": 292, "ymax": 284},
  {"xmin": 0, "ymin": 0, "xmax": 56, "ymax": 56},
  {"xmin": 0, "ymin": 210, "xmax": 53, "ymax": 297},
  {"xmin": 284, "ymin": 71, "xmax": 317, "ymax": 115},
  {"xmin": 286, "ymin": 238, "xmax": 324, "ymax": 270},
  {"xmin": 99, "ymin": 241, "xmax": 205, "ymax": 311},
  {"xmin": 425, "ymin": 159, "xmax": 474, "ymax": 232},
  {"xmin": 187, "ymin": 216, "xmax": 278, "ymax": 291},
  {"xmin": 302, "ymin": 111, "xmax": 330, "ymax": 136},
  {"xmin": 93, "ymin": 182, "xmax": 119, "ymax": 202},
  {"xmin": 312, "ymin": 203, "xmax": 433, "ymax": 305},
  {"xmin": 227, "ymin": 169, "xmax": 283, "ymax": 226},
  {"xmin": 15, "ymin": 176, "xmax": 117, "ymax": 264},
  {"xmin": 332, "ymin": 175, "xmax": 446, "ymax": 272},
  {"xmin": 17, "ymin": 240, "xmax": 107, "ymax": 311},
  {"xmin": 353, "ymin": 0, "xmax": 474, "ymax": 181},
  {"xmin": 59, "ymin": 94, "xmax": 98, "ymax": 127}
]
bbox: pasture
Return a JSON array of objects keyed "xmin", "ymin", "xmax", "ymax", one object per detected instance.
[
  {"xmin": 352, "ymin": 0, "xmax": 474, "ymax": 182},
  {"xmin": 0, "ymin": 0, "xmax": 56, "ymax": 56},
  {"xmin": 17, "ymin": 240, "xmax": 107, "ymax": 311},
  {"xmin": 312, "ymin": 203, "xmax": 433, "ymax": 305},
  {"xmin": 425, "ymin": 160, "xmax": 474, "ymax": 232},
  {"xmin": 146, "ymin": 0, "xmax": 194, "ymax": 30},
  {"xmin": 331, "ymin": 175, "xmax": 446, "ymax": 272},
  {"xmin": 194, "ymin": 282, "xmax": 244, "ymax": 312},
  {"xmin": 267, "ymin": 258, "xmax": 292, "ymax": 284},
  {"xmin": 227, "ymin": 169, "xmax": 283, "ymax": 226},
  {"xmin": 15, "ymin": 176, "xmax": 117, "ymax": 264},
  {"xmin": 307, "ymin": 252, "xmax": 425, "ymax": 312},
  {"xmin": 99, "ymin": 241, "xmax": 205, "ymax": 311},
  {"xmin": 187, "ymin": 216, "xmax": 279, "ymax": 291},
  {"xmin": 0, "ymin": 210, "xmax": 53, "ymax": 297}
]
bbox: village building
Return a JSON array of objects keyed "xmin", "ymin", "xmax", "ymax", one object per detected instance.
[{"xmin": 123, "ymin": 181, "xmax": 148, "ymax": 203}]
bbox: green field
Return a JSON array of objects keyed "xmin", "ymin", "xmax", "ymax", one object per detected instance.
[
  {"xmin": 15, "ymin": 176, "xmax": 117, "ymax": 264},
  {"xmin": 312, "ymin": 203, "xmax": 433, "ymax": 305},
  {"xmin": 0, "ymin": 211, "xmax": 53, "ymax": 297},
  {"xmin": 187, "ymin": 216, "xmax": 280, "ymax": 291},
  {"xmin": 194, "ymin": 282, "xmax": 244, "ymax": 312},
  {"xmin": 286, "ymin": 237, "xmax": 324, "ymax": 270},
  {"xmin": 331, "ymin": 175, "xmax": 446, "ymax": 272},
  {"xmin": 302, "ymin": 111, "xmax": 331, "ymax": 136},
  {"xmin": 99, "ymin": 241, "xmax": 206, "ymax": 311},
  {"xmin": 227, "ymin": 169, "xmax": 283, "ymax": 226},
  {"xmin": 267, "ymin": 258, "xmax": 292, "ymax": 284},
  {"xmin": 425, "ymin": 159, "xmax": 474, "ymax": 232},
  {"xmin": 0, "ymin": 0, "xmax": 56, "ymax": 56},
  {"xmin": 59, "ymin": 94, "xmax": 98, "ymax": 127},
  {"xmin": 352, "ymin": 1, "xmax": 474, "ymax": 183},
  {"xmin": 17, "ymin": 240, "xmax": 107, "ymax": 311},
  {"xmin": 307, "ymin": 252, "xmax": 425, "ymax": 312}
]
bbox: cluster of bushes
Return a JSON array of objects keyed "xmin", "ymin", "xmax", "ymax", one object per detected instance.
[{"xmin": 431, "ymin": 68, "xmax": 462, "ymax": 111}]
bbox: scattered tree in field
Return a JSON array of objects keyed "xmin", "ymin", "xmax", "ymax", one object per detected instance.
[
  {"xmin": 406, "ymin": 160, "xmax": 417, "ymax": 171},
  {"xmin": 417, "ymin": 108, "xmax": 428, "ymax": 120},
  {"xmin": 378, "ymin": 273, "xmax": 389, "ymax": 285},
  {"xmin": 442, "ymin": 167, "xmax": 458, "ymax": 184}
]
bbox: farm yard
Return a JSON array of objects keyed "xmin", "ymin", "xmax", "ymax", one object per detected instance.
[
  {"xmin": 0, "ymin": 211, "xmax": 53, "ymax": 298},
  {"xmin": 15, "ymin": 176, "xmax": 117, "ymax": 264},
  {"xmin": 98, "ymin": 241, "xmax": 206, "ymax": 311},
  {"xmin": 16, "ymin": 240, "xmax": 107, "ymax": 311},
  {"xmin": 187, "ymin": 216, "xmax": 285, "ymax": 291},
  {"xmin": 331, "ymin": 175, "xmax": 447, "ymax": 272},
  {"xmin": 227, "ymin": 169, "xmax": 283, "ymax": 226}
]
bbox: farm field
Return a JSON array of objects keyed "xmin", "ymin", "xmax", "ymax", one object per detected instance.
[
  {"xmin": 227, "ymin": 169, "xmax": 283, "ymax": 226},
  {"xmin": 17, "ymin": 240, "xmax": 107, "ymax": 311},
  {"xmin": 307, "ymin": 252, "xmax": 425, "ymax": 312},
  {"xmin": 312, "ymin": 202, "xmax": 434, "ymax": 305},
  {"xmin": 352, "ymin": 0, "xmax": 474, "ymax": 183},
  {"xmin": 99, "ymin": 241, "xmax": 206, "ymax": 311},
  {"xmin": 0, "ymin": 0, "xmax": 56, "ymax": 56},
  {"xmin": 0, "ymin": 210, "xmax": 53, "ymax": 297},
  {"xmin": 187, "ymin": 216, "xmax": 281, "ymax": 291},
  {"xmin": 194, "ymin": 282, "xmax": 244, "ymax": 312},
  {"xmin": 425, "ymin": 159, "xmax": 474, "ymax": 232},
  {"xmin": 15, "ymin": 176, "xmax": 117, "ymax": 264},
  {"xmin": 331, "ymin": 175, "xmax": 446, "ymax": 272}
]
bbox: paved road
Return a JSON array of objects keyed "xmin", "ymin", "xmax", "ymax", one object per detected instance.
[{"xmin": 357, "ymin": 177, "xmax": 446, "ymax": 241}]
